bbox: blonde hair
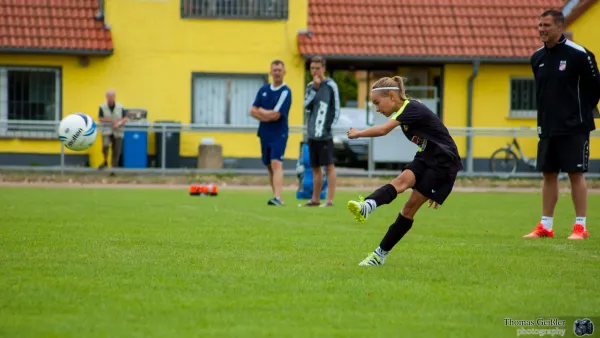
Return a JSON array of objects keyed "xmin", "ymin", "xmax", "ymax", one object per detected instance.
[{"xmin": 371, "ymin": 76, "xmax": 408, "ymax": 100}]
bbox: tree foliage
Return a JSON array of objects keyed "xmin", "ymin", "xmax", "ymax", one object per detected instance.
[{"xmin": 304, "ymin": 70, "xmax": 358, "ymax": 107}]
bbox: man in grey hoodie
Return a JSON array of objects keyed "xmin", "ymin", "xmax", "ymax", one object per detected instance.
[{"xmin": 303, "ymin": 56, "xmax": 340, "ymax": 207}]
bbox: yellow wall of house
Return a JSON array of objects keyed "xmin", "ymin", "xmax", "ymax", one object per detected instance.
[
  {"xmin": 443, "ymin": 62, "xmax": 600, "ymax": 160},
  {"xmin": 442, "ymin": 64, "xmax": 470, "ymax": 158},
  {"xmin": 0, "ymin": 0, "xmax": 307, "ymax": 167},
  {"xmin": 444, "ymin": 63, "xmax": 538, "ymax": 160},
  {"xmin": 567, "ymin": 0, "xmax": 600, "ymax": 153},
  {"xmin": 567, "ymin": 1, "xmax": 600, "ymax": 53}
]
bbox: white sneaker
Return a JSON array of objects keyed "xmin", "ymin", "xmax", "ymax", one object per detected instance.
[
  {"xmin": 358, "ymin": 252, "xmax": 384, "ymax": 266},
  {"xmin": 347, "ymin": 198, "xmax": 370, "ymax": 224}
]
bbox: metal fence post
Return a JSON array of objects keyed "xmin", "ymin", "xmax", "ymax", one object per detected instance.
[
  {"xmin": 367, "ymin": 137, "xmax": 374, "ymax": 178},
  {"xmin": 466, "ymin": 127, "xmax": 474, "ymax": 174},
  {"xmin": 60, "ymin": 143, "xmax": 65, "ymax": 175},
  {"xmin": 365, "ymin": 70, "xmax": 374, "ymax": 178},
  {"xmin": 161, "ymin": 124, "xmax": 167, "ymax": 174}
]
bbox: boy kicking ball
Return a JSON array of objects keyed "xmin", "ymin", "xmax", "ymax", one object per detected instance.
[{"xmin": 346, "ymin": 76, "xmax": 463, "ymax": 266}]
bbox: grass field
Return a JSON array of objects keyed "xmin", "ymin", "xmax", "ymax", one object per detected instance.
[{"xmin": 1, "ymin": 186, "xmax": 599, "ymax": 338}]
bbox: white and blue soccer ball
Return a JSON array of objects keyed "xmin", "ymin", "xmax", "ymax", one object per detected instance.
[{"xmin": 57, "ymin": 113, "xmax": 97, "ymax": 151}]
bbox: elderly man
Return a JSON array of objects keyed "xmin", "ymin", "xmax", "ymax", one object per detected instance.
[{"xmin": 98, "ymin": 89, "xmax": 128, "ymax": 169}]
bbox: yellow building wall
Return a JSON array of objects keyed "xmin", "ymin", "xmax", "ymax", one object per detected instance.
[
  {"xmin": 443, "ymin": 63, "xmax": 600, "ymax": 161},
  {"xmin": 567, "ymin": 1, "xmax": 600, "ymax": 52},
  {"xmin": 567, "ymin": 0, "xmax": 600, "ymax": 130},
  {"xmin": 0, "ymin": 0, "xmax": 308, "ymax": 167},
  {"xmin": 471, "ymin": 64, "xmax": 539, "ymax": 160},
  {"xmin": 442, "ymin": 64, "xmax": 470, "ymax": 158}
]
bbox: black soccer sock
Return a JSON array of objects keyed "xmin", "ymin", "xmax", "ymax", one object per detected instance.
[
  {"xmin": 379, "ymin": 213, "xmax": 414, "ymax": 252},
  {"xmin": 365, "ymin": 184, "xmax": 398, "ymax": 207}
]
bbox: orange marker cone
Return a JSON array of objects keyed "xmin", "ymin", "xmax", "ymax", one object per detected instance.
[
  {"xmin": 189, "ymin": 184, "xmax": 201, "ymax": 196},
  {"xmin": 189, "ymin": 184, "xmax": 218, "ymax": 197}
]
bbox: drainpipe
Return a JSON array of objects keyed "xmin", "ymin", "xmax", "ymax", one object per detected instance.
[{"xmin": 466, "ymin": 60, "xmax": 480, "ymax": 174}]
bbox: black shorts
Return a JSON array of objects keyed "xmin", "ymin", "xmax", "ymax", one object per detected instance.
[
  {"xmin": 308, "ymin": 139, "xmax": 334, "ymax": 167},
  {"xmin": 536, "ymin": 133, "xmax": 590, "ymax": 173},
  {"xmin": 403, "ymin": 157, "xmax": 458, "ymax": 205}
]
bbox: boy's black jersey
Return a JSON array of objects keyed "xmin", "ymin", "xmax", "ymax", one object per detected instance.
[
  {"xmin": 530, "ymin": 35, "xmax": 599, "ymax": 137},
  {"xmin": 392, "ymin": 99, "xmax": 463, "ymax": 171}
]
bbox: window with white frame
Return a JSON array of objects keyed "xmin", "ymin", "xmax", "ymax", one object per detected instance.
[
  {"xmin": 509, "ymin": 78, "xmax": 537, "ymax": 119},
  {"xmin": 0, "ymin": 67, "xmax": 61, "ymax": 137},
  {"xmin": 192, "ymin": 73, "xmax": 267, "ymax": 126}
]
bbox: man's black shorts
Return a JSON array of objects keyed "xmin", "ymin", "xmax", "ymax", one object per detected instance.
[
  {"xmin": 403, "ymin": 157, "xmax": 458, "ymax": 205},
  {"xmin": 308, "ymin": 139, "xmax": 334, "ymax": 168},
  {"xmin": 536, "ymin": 133, "xmax": 590, "ymax": 173}
]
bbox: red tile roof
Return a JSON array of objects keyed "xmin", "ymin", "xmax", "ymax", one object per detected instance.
[
  {"xmin": 298, "ymin": 0, "xmax": 566, "ymax": 61},
  {"xmin": 0, "ymin": 0, "xmax": 113, "ymax": 55}
]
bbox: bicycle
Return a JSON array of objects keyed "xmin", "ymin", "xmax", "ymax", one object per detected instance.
[{"xmin": 489, "ymin": 137, "xmax": 536, "ymax": 175}]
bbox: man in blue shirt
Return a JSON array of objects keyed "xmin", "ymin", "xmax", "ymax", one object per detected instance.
[{"xmin": 250, "ymin": 60, "xmax": 292, "ymax": 206}]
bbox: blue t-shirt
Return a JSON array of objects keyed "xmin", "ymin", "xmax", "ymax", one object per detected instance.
[{"xmin": 252, "ymin": 83, "xmax": 292, "ymax": 142}]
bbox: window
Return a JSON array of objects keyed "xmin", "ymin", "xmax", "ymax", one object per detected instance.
[
  {"xmin": 192, "ymin": 73, "xmax": 267, "ymax": 126},
  {"xmin": 509, "ymin": 78, "xmax": 537, "ymax": 119},
  {"xmin": 181, "ymin": 0, "xmax": 288, "ymax": 20},
  {"xmin": 0, "ymin": 67, "xmax": 61, "ymax": 137}
]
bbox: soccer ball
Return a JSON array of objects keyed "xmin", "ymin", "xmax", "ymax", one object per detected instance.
[{"xmin": 57, "ymin": 113, "xmax": 98, "ymax": 151}]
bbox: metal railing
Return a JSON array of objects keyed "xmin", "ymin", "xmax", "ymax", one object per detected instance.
[{"xmin": 1, "ymin": 119, "xmax": 600, "ymax": 179}]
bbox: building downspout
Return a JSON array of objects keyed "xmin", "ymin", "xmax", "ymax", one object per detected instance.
[{"xmin": 466, "ymin": 60, "xmax": 480, "ymax": 173}]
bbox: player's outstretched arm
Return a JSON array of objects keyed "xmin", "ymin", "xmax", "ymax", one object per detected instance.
[{"xmin": 347, "ymin": 119, "xmax": 400, "ymax": 139}]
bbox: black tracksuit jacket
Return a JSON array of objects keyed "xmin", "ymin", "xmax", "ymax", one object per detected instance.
[{"xmin": 530, "ymin": 34, "xmax": 600, "ymax": 137}]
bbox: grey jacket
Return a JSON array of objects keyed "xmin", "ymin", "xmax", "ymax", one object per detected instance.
[{"xmin": 303, "ymin": 78, "xmax": 340, "ymax": 141}]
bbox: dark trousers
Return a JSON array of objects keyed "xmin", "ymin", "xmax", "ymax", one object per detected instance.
[{"xmin": 102, "ymin": 135, "xmax": 123, "ymax": 168}]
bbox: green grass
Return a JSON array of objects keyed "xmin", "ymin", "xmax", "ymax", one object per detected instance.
[{"xmin": 1, "ymin": 187, "xmax": 599, "ymax": 337}]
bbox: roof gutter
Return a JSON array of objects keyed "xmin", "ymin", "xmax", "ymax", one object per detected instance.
[
  {"xmin": 562, "ymin": 0, "xmax": 580, "ymax": 17},
  {"xmin": 466, "ymin": 60, "xmax": 480, "ymax": 173},
  {"xmin": 563, "ymin": 0, "xmax": 598, "ymax": 27}
]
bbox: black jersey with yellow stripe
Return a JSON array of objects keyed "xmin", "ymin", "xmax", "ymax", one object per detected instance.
[{"xmin": 391, "ymin": 99, "xmax": 463, "ymax": 171}]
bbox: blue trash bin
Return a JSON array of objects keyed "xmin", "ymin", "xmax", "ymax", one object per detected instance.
[
  {"xmin": 296, "ymin": 142, "xmax": 327, "ymax": 200},
  {"xmin": 123, "ymin": 128, "xmax": 148, "ymax": 168}
]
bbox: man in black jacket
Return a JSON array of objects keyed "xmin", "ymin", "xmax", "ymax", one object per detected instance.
[
  {"xmin": 524, "ymin": 9, "xmax": 600, "ymax": 240},
  {"xmin": 302, "ymin": 56, "xmax": 340, "ymax": 207}
]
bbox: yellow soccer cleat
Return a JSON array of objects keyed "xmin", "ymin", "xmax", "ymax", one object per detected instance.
[
  {"xmin": 358, "ymin": 252, "xmax": 384, "ymax": 266},
  {"xmin": 347, "ymin": 197, "xmax": 370, "ymax": 224}
]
